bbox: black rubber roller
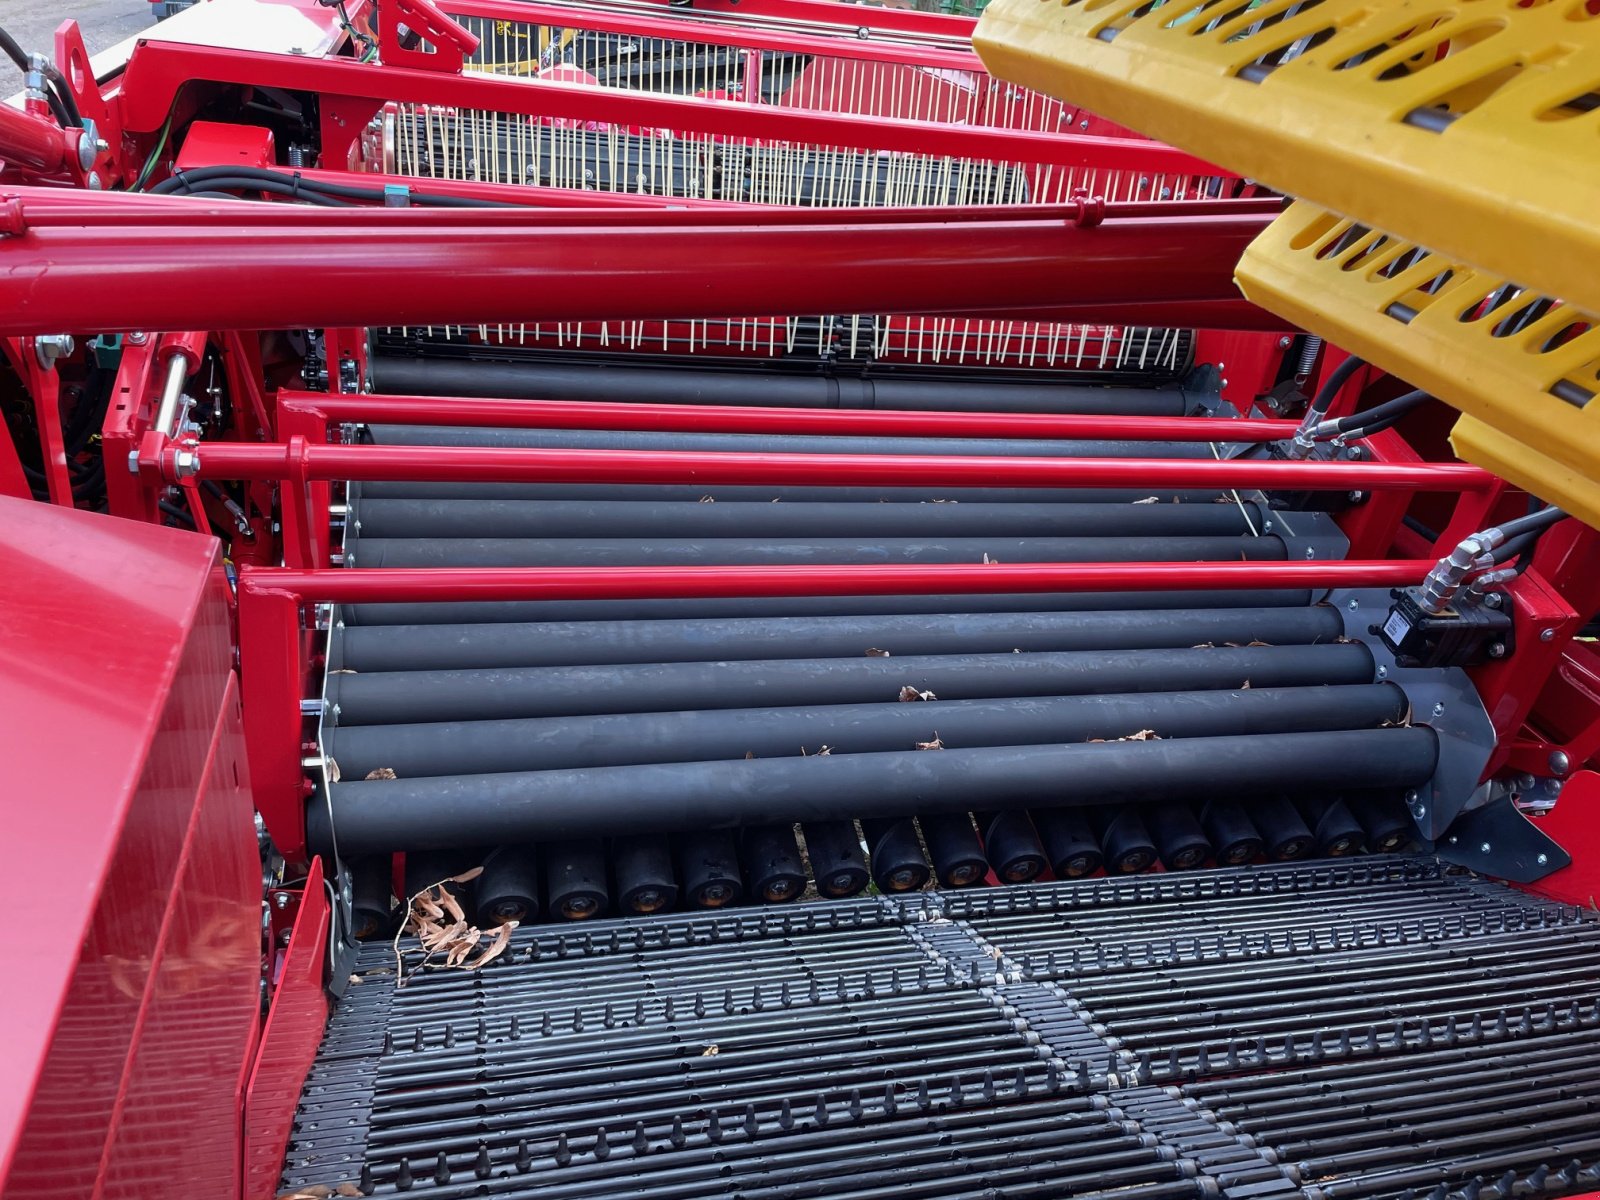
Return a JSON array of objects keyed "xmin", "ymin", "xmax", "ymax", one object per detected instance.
[
  {"xmin": 1093, "ymin": 807, "xmax": 1157, "ymax": 874},
  {"xmin": 1346, "ymin": 791, "xmax": 1415, "ymax": 853},
  {"xmin": 477, "ymin": 846, "xmax": 540, "ymax": 924},
  {"xmin": 1297, "ymin": 796, "xmax": 1366, "ymax": 856},
  {"xmin": 404, "ymin": 848, "xmax": 479, "ymax": 923},
  {"xmin": 920, "ymin": 813, "xmax": 989, "ymax": 887},
  {"xmin": 1198, "ymin": 800, "xmax": 1262, "ymax": 866},
  {"xmin": 977, "ymin": 810, "xmax": 1048, "ymax": 883},
  {"xmin": 348, "ymin": 855, "xmax": 395, "ymax": 941},
  {"xmin": 1251, "ymin": 797, "xmax": 1315, "ymax": 860},
  {"xmin": 741, "ymin": 824, "xmax": 808, "ymax": 904},
  {"xmin": 676, "ymin": 830, "xmax": 743, "ymax": 909},
  {"xmin": 862, "ymin": 817, "xmax": 930, "ymax": 893},
  {"xmin": 544, "ymin": 839, "xmax": 609, "ymax": 920},
  {"xmin": 803, "ymin": 821, "xmax": 870, "ymax": 899},
  {"xmin": 1032, "ymin": 808, "xmax": 1103, "ymax": 878},
  {"xmin": 1150, "ymin": 804, "xmax": 1212, "ymax": 870},
  {"xmin": 613, "ymin": 835, "xmax": 678, "ymax": 914}
]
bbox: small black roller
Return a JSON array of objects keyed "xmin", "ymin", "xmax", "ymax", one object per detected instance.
[
  {"xmin": 1296, "ymin": 796, "xmax": 1366, "ymax": 857},
  {"xmin": 1032, "ymin": 808, "xmax": 1103, "ymax": 878},
  {"xmin": 613, "ymin": 834, "xmax": 679, "ymax": 914},
  {"xmin": 1150, "ymin": 804, "xmax": 1212, "ymax": 871},
  {"xmin": 803, "ymin": 821, "xmax": 870, "ymax": 898},
  {"xmin": 1092, "ymin": 806, "xmax": 1157, "ymax": 874},
  {"xmin": 1346, "ymin": 790, "xmax": 1415, "ymax": 853},
  {"xmin": 544, "ymin": 839, "xmax": 609, "ymax": 920},
  {"xmin": 977, "ymin": 810, "xmax": 1048, "ymax": 883},
  {"xmin": 676, "ymin": 830, "xmax": 743, "ymax": 909},
  {"xmin": 1198, "ymin": 800, "xmax": 1263, "ymax": 866},
  {"xmin": 348, "ymin": 854, "xmax": 395, "ymax": 940},
  {"xmin": 477, "ymin": 845, "xmax": 541, "ymax": 925},
  {"xmin": 741, "ymin": 824, "xmax": 808, "ymax": 904},
  {"xmin": 403, "ymin": 848, "xmax": 480, "ymax": 924},
  {"xmin": 919, "ymin": 813, "xmax": 989, "ymax": 887},
  {"xmin": 862, "ymin": 817, "xmax": 930, "ymax": 892},
  {"xmin": 1251, "ymin": 796, "xmax": 1315, "ymax": 860}
]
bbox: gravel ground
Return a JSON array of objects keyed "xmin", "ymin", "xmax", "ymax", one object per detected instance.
[{"xmin": 0, "ymin": 0, "xmax": 165, "ymax": 62}]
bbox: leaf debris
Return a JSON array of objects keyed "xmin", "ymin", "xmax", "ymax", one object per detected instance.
[
  {"xmin": 899, "ymin": 686, "xmax": 937, "ymax": 702},
  {"xmin": 865, "ymin": 647, "xmax": 891, "ymax": 657},
  {"xmin": 364, "ymin": 767, "xmax": 397, "ymax": 781},
  {"xmin": 392, "ymin": 866, "xmax": 515, "ymax": 987}
]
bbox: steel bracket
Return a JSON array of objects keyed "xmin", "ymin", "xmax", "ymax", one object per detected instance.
[{"xmin": 1435, "ymin": 790, "xmax": 1572, "ymax": 883}]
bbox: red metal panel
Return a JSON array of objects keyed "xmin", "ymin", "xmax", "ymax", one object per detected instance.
[
  {"xmin": 1524, "ymin": 771, "xmax": 1600, "ymax": 909},
  {"xmin": 97, "ymin": 674, "xmax": 261, "ymax": 1200},
  {"xmin": 0, "ymin": 499, "xmax": 256, "ymax": 1200},
  {"xmin": 175, "ymin": 120, "xmax": 276, "ymax": 172},
  {"xmin": 279, "ymin": 390, "xmax": 1300, "ymax": 441},
  {"xmin": 243, "ymin": 857, "xmax": 331, "ymax": 1200}
]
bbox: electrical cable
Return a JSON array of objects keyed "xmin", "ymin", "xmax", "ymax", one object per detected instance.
[
  {"xmin": 153, "ymin": 171, "xmax": 355, "ymax": 205},
  {"xmin": 1329, "ymin": 388, "xmax": 1431, "ymax": 435},
  {"xmin": 152, "ymin": 163, "xmax": 510, "ymax": 207},
  {"xmin": 131, "ymin": 104, "xmax": 177, "ymax": 191},
  {"xmin": 1305, "ymin": 354, "xmax": 1365, "ymax": 422}
]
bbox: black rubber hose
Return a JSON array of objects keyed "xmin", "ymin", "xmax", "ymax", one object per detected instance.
[
  {"xmin": 150, "ymin": 162, "xmax": 507, "ymax": 207},
  {"xmin": 325, "ymin": 684, "xmax": 1407, "ymax": 780},
  {"xmin": 154, "ymin": 172, "xmax": 353, "ymax": 205},
  {"xmin": 337, "ymin": 605, "xmax": 1343, "ymax": 672},
  {"xmin": 339, "ymin": 588, "xmax": 1318, "ymax": 626},
  {"xmin": 1306, "ymin": 355, "xmax": 1366, "ymax": 422},
  {"xmin": 351, "ymin": 497, "xmax": 1259, "ymax": 540},
  {"xmin": 367, "ymin": 357, "xmax": 1191, "ymax": 415},
  {"xmin": 325, "ymin": 643, "xmax": 1378, "ymax": 726},
  {"xmin": 364, "ymin": 422, "xmax": 1210, "ymax": 460},
  {"xmin": 39, "ymin": 63, "xmax": 82, "ymax": 127},
  {"xmin": 311, "ymin": 728, "xmax": 1440, "ymax": 851},
  {"xmin": 1332, "ymin": 388, "xmax": 1430, "ymax": 435},
  {"xmin": 1494, "ymin": 505, "xmax": 1566, "ymax": 541},
  {"xmin": 0, "ymin": 24, "xmax": 29, "ymax": 71}
]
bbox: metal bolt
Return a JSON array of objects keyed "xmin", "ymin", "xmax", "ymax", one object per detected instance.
[
  {"xmin": 1479, "ymin": 842, "xmax": 1491, "ymax": 854},
  {"xmin": 1347, "ymin": 598, "xmax": 1359, "ymax": 610},
  {"xmin": 1549, "ymin": 750, "xmax": 1570, "ymax": 776},
  {"xmin": 126, "ymin": 449, "xmax": 141, "ymax": 474},
  {"xmin": 1484, "ymin": 591, "xmax": 1503, "ymax": 609},
  {"xmin": 1304, "ymin": 546, "xmax": 1316, "ymax": 559},
  {"xmin": 126, "ymin": 331, "xmax": 148, "ymax": 345},
  {"xmin": 274, "ymin": 892, "xmax": 290, "ymax": 909},
  {"xmin": 1537, "ymin": 853, "xmax": 1549, "ymax": 866},
  {"xmin": 171, "ymin": 448, "xmax": 201, "ymax": 479},
  {"xmin": 33, "ymin": 333, "xmax": 75, "ymax": 370},
  {"xmin": 87, "ymin": 171, "xmax": 101, "ymax": 190},
  {"xmin": 1262, "ymin": 521, "xmax": 1273, "ymax": 532},
  {"xmin": 1540, "ymin": 628, "xmax": 1556, "ymax": 642},
  {"xmin": 1447, "ymin": 835, "xmax": 1458, "ymax": 845},
  {"xmin": 1348, "ymin": 491, "xmax": 1364, "ymax": 503},
  {"xmin": 1431, "ymin": 702, "xmax": 1445, "ymax": 717},
  {"xmin": 1376, "ymin": 665, "xmax": 1388, "ymax": 679},
  {"xmin": 1488, "ymin": 641, "xmax": 1507, "ymax": 658},
  {"xmin": 1277, "ymin": 337, "xmax": 1292, "ymax": 349}
]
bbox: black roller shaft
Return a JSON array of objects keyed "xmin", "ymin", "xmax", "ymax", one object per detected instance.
[
  {"xmin": 920, "ymin": 813, "xmax": 989, "ymax": 888},
  {"xmin": 311, "ymin": 729, "xmax": 1440, "ymax": 852},
  {"xmin": 365, "ymin": 422, "xmax": 1211, "ymax": 460},
  {"xmin": 1032, "ymin": 808, "xmax": 1103, "ymax": 878},
  {"xmin": 476, "ymin": 845, "xmax": 540, "ymax": 925},
  {"xmin": 339, "ymin": 588, "xmax": 1317, "ymax": 627},
  {"xmin": 402, "ymin": 848, "xmax": 479, "ymax": 923},
  {"xmin": 1347, "ymin": 790, "xmax": 1416, "ymax": 853},
  {"xmin": 803, "ymin": 821, "xmax": 870, "ymax": 899},
  {"xmin": 327, "ymin": 685, "xmax": 1405, "ymax": 780},
  {"xmin": 1252, "ymin": 796, "xmax": 1316, "ymax": 860},
  {"xmin": 348, "ymin": 855, "xmax": 394, "ymax": 941},
  {"xmin": 368, "ymin": 356, "xmax": 1191, "ymax": 414},
  {"xmin": 353, "ymin": 497, "xmax": 1260, "ymax": 540},
  {"xmin": 1299, "ymin": 796, "xmax": 1367, "ymax": 856},
  {"xmin": 326, "ymin": 644, "xmax": 1376, "ymax": 725},
  {"xmin": 543, "ymin": 839, "xmax": 609, "ymax": 920},
  {"xmin": 611, "ymin": 835, "xmax": 678, "ymax": 915},
  {"xmin": 347, "ymin": 534, "xmax": 1285, "ymax": 568},
  {"xmin": 337, "ymin": 605, "xmax": 1341, "ymax": 672},
  {"xmin": 676, "ymin": 830, "xmax": 743, "ymax": 908},
  {"xmin": 862, "ymin": 817, "xmax": 930, "ymax": 892},
  {"xmin": 978, "ymin": 811, "xmax": 1048, "ymax": 883},
  {"xmin": 1095, "ymin": 807, "xmax": 1158, "ymax": 874},
  {"xmin": 1149, "ymin": 804, "xmax": 1212, "ymax": 870},
  {"xmin": 1198, "ymin": 800, "xmax": 1264, "ymax": 866},
  {"xmin": 741, "ymin": 824, "xmax": 808, "ymax": 904},
  {"xmin": 354, "ymin": 480, "xmax": 1237, "ymax": 504}
]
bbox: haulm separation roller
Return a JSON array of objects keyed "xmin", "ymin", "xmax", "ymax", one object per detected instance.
[{"xmin": 1, "ymin": 0, "xmax": 1599, "ymax": 1199}]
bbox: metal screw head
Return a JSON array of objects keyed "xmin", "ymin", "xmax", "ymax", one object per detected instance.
[
  {"xmin": 1537, "ymin": 853, "xmax": 1549, "ymax": 866},
  {"xmin": 1487, "ymin": 641, "xmax": 1507, "ymax": 658},
  {"xmin": 1277, "ymin": 337, "xmax": 1292, "ymax": 349},
  {"xmin": 33, "ymin": 333, "xmax": 75, "ymax": 370},
  {"xmin": 1448, "ymin": 836, "xmax": 1458, "ymax": 845},
  {"xmin": 1304, "ymin": 546, "xmax": 1316, "ymax": 559},
  {"xmin": 126, "ymin": 331, "xmax": 148, "ymax": 345},
  {"xmin": 1540, "ymin": 628, "xmax": 1556, "ymax": 642},
  {"xmin": 1347, "ymin": 598, "xmax": 1359, "ymax": 610},
  {"xmin": 274, "ymin": 892, "xmax": 290, "ymax": 909},
  {"xmin": 1484, "ymin": 592, "xmax": 1503, "ymax": 609},
  {"xmin": 1431, "ymin": 702, "xmax": 1445, "ymax": 718},
  {"xmin": 172, "ymin": 448, "xmax": 201, "ymax": 478},
  {"xmin": 1549, "ymin": 750, "xmax": 1570, "ymax": 776},
  {"xmin": 1479, "ymin": 842, "xmax": 1491, "ymax": 853},
  {"xmin": 1376, "ymin": 665, "xmax": 1388, "ymax": 679}
]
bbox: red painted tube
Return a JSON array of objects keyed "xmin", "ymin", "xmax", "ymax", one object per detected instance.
[
  {"xmin": 0, "ymin": 194, "xmax": 1270, "ymax": 335},
  {"xmin": 0, "ymin": 105, "xmax": 70, "ymax": 177},
  {"xmin": 184, "ymin": 441, "xmax": 1494, "ymax": 491},
  {"xmin": 281, "ymin": 391, "xmax": 1301, "ymax": 442},
  {"xmin": 240, "ymin": 559, "xmax": 1437, "ymax": 604}
]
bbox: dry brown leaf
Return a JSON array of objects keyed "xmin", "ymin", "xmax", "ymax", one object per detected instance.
[
  {"xmin": 899, "ymin": 686, "xmax": 936, "ymax": 702},
  {"xmin": 1241, "ymin": 680, "xmax": 1252, "ymax": 690},
  {"xmin": 699, "ymin": 495, "xmax": 716, "ymax": 503},
  {"xmin": 745, "ymin": 750, "xmax": 755, "ymax": 760},
  {"xmin": 865, "ymin": 648, "xmax": 891, "ymax": 657},
  {"xmin": 470, "ymin": 921, "xmax": 518, "ymax": 969},
  {"xmin": 982, "ymin": 553, "xmax": 1001, "ymax": 565},
  {"xmin": 330, "ymin": 668, "xmax": 358, "ymax": 674},
  {"xmin": 437, "ymin": 888, "xmax": 466, "ymax": 925},
  {"xmin": 364, "ymin": 767, "xmax": 397, "ymax": 781},
  {"xmin": 1133, "ymin": 496, "xmax": 1159, "ymax": 505},
  {"xmin": 1126, "ymin": 729, "xmax": 1160, "ymax": 741},
  {"xmin": 916, "ymin": 735, "xmax": 944, "ymax": 751},
  {"xmin": 278, "ymin": 1188, "xmax": 333, "ymax": 1200},
  {"xmin": 1247, "ymin": 640, "xmax": 1272, "ymax": 647},
  {"xmin": 335, "ymin": 1186, "xmax": 365, "ymax": 1199},
  {"xmin": 326, "ymin": 758, "xmax": 341, "ymax": 783},
  {"xmin": 702, "ymin": 1044, "xmax": 720, "ymax": 1057}
]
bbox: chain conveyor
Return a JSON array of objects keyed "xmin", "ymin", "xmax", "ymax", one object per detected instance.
[{"xmin": 282, "ymin": 859, "xmax": 1600, "ymax": 1199}]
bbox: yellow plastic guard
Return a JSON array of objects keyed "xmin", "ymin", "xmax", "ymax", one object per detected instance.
[
  {"xmin": 1238, "ymin": 201, "xmax": 1600, "ymax": 527},
  {"xmin": 973, "ymin": 0, "xmax": 1600, "ymax": 317}
]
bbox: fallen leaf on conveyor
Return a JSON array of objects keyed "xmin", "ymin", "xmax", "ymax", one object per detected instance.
[
  {"xmin": 899, "ymin": 687, "xmax": 936, "ymax": 702},
  {"xmin": 364, "ymin": 767, "xmax": 397, "ymax": 780},
  {"xmin": 865, "ymin": 648, "xmax": 891, "ymax": 657},
  {"xmin": 916, "ymin": 736, "xmax": 944, "ymax": 751}
]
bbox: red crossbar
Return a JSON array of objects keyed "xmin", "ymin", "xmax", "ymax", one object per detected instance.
[
  {"xmin": 241, "ymin": 559, "xmax": 1437, "ymax": 603},
  {"xmin": 279, "ymin": 391, "xmax": 1301, "ymax": 442},
  {"xmin": 179, "ymin": 441, "xmax": 1493, "ymax": 491}
]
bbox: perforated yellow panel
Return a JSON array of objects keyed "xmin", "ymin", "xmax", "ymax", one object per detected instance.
[
  {"xmin": 1237, "ymin": 201, "xmax": 1600, "ymax": 526},
  {"xmin": 973, "ymin": 0, "xmax": 1600, "ymax": 317}
]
